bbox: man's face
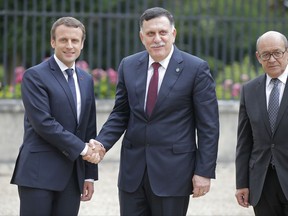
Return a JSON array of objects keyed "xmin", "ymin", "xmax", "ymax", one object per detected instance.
[
  {"xmin": 139, "ymin": 16, "xmax": 176, "ymax": 62},
  {"xmin": 256, "ymin": 36, "xmax": 288, "ymax": 78},
  {"xmin": 51, "ymin": 24, "xmax": 84, "ymax": 68}
]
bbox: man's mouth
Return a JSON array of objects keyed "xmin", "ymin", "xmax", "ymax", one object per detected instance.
[{"xmin": 151, "ymin": 43, "xmax": 165, "ymax": 48}]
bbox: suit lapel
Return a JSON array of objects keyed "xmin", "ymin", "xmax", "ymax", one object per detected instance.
[
  {"xmin": 257, "ymin": 75, "xmax": 271, "ymax": 135},
  {"xmin": 274, "ymin": 77, "xmax": 288, "ymax": 133},
  {"xmin": 155, "ymin": 49, "xmax": 183, "ymax": 110},
  {"xmin": 76, "ymin": 68, "xmax": 87, "ymax": 124},
  {"xmin": 136, "ymin": 47, "xmax": 183, "ymax": 118},
  {"xmin": 48, "ymin": 57, "xmax": 78, "ymax": 121},
  {"xmin": 135, "ymin": 54, "xmax": 149, "ymax": 114}
]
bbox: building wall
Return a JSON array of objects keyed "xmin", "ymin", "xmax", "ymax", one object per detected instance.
[{"xmin": 0, "ymin": 100, "xmax": 239, "ymax": 163}]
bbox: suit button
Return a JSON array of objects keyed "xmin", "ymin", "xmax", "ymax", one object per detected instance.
[
  {"xmin": 271, "ymin": 144, "xmax": 275, "ymax": 148},
  {"xmin": 62, "ymin": 151, "xmax": 69, "ymax": 157}
]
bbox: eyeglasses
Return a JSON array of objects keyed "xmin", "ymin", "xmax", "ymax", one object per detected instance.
[{"xmin": 259, "ymin": 49, "xmax": 287, "ymax": 61}]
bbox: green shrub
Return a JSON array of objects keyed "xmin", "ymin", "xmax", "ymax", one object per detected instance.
[{"xmin": 215, "ymin": 56, "xmax": 258, "ymax": 100}]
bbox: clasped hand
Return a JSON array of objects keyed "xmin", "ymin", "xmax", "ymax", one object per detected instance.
[{"xmin": 82, "ymin": 139, "xmax": 106, "ymax": 164}]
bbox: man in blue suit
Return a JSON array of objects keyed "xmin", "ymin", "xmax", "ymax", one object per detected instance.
[
  {"xmin": 10, "ymin": 17, "xmax": 105, "ymax": 216},
  {"xmin": 88, "ymin": 7, "xmax": 219, "ymax": 216}
]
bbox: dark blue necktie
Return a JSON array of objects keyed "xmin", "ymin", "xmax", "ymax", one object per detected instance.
[
  {"xmin": 65, "ymin": 68, "xmax": 77, "ymax": 109},
  {"xmin": 268, "ymin": 78, "xmax": 280, "ymax": 133}
]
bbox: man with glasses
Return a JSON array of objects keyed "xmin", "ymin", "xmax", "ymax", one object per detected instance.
[{"xmin": 235, "ymin": 31, "xmax": 288, "ymax": 216}]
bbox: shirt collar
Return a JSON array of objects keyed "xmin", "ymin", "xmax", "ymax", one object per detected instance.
[
  {"xmin": 266, "ymin": 65, "xmax": 288, "ymax": 87},
  {"xmin": 148, "ymin": 45, "xmax": 174, "ymax": 69},
  {"xmin": 54, "ymin": 54, "xmax": 75, "ymax": 72}
]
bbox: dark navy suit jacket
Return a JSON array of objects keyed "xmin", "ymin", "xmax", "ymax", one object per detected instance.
[
  {"xmin": 97, "ymin": 46, "xmax": 219, "ymax": 196},
  {"xmin": 11, "ymin": 56, "xmax": 97, "ymax": 192}
]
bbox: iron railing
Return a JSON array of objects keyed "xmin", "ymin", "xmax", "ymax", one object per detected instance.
[{"xmin": 1, "ymin": 0, "xmax": 288, "ymax": 99}]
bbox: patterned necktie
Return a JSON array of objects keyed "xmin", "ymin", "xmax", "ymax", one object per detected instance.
[
  {"xmin": 146, "ymin": 62, "xmax": 160, "ymax": 117},
  {"xmin": 65, "ymin": 68, "xmax": 77, "ymax": 109},
  {"xmin": 268, "ymin": 78, "xmax": 280, "ymax": 133}
]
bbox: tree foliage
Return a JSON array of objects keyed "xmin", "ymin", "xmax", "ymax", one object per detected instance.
[{"xmin": 1, "ymin": 0, "xmax": 288, "ymax": 99}]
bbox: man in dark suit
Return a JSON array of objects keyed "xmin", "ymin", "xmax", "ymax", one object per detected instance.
[
  {"xmin": 87, "ymin": 7, "xmax": 219, "ymax": 216},
  {"xmin": 10, "ymin": 17, "xmax": 105, "ymax": 216},
  {"xmin": 235, "ymin": 31, "xmax": 288, "ymax": 216}
]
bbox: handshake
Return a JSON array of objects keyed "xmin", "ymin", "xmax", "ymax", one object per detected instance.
[{"xmin": 82, "ymin": 139, "xmax": 106, "ymax": 164}]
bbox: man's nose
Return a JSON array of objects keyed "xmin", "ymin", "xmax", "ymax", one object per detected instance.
[
  {"xmin": 66, "ymin": 40, "xmax": 73, "ymax": 48},
  {"xmin": 268, "ymin": 54, "xmax": 276, "ymax": 62},
  {"xmin": 153, "ymin": 33, "xmax": 161, "ymax": 42}
]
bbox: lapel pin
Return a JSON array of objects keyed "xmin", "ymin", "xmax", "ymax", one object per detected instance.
[{"xmin": 176, "ymin": 68, "xmax": 180, "ymax": 73}]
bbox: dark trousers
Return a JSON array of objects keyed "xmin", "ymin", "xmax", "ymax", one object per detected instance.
[
  {"xmin": 119, "ymin": 170, "xmax": 190, "ymax": 216},
  {"xmin": 254, "ymin": 165, "xmax": 288, "ymax": 216},
  {"xmin": 18, "ymin": 168, "xmax": 80, "ymax": 216}
]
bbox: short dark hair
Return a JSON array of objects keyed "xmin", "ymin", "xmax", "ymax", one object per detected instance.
[
  {"xmin": 139, "ymin": 7, "xmax": 174, "ymax": 29},
  {"xmin": 51, "ymin": 17, "xmax": 86, "ymax": 41}
]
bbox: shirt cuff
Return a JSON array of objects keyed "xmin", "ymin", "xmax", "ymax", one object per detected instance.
[{"xmin": 80, "ymin": 144, "xmax": 88, "ymax": 156}]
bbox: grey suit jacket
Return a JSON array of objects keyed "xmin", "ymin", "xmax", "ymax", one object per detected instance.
[
  {"xmin": 97, "ymin": 46, "xmax": 219, "ymax": 196},
  {"xmin": 236, "ymin": 74, "xmax": 288, "ymax": 206}
]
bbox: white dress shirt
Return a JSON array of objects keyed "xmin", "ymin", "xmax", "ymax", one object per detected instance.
[
  {"xmin": 144, "ymin": 46, "xmax": 174, "ymax": 111},
  {"xmin": 53, "ymin": 55, "xmax": 88, "ymax": 156},
  {"xmin": 266, "ymin": 66, "xmax": 288, "ymax": 108}
]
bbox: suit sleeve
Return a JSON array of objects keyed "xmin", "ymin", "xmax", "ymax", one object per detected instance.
[
  {"xmin": 235, "ymin": 85, "xmax": 253, "ymax": 188},
  {"xmin": 84, "ymin": 77, "xmax": 98, "ymax": 180},
  {"xmin": 193, "ymin": 61, "xmax": 219, "ymax": 178},
  {"xmin": 96, "ymin": 58, "xmax": 130, "ymax": 150},
  {"xmin": 21, "ymin": 68, "xmax": 85, "ymax": 161}
]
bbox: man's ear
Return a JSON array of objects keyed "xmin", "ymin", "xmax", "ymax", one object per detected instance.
[{"xmin": 51, "ymin": 39, "xmax": 55, "ymax": 49}]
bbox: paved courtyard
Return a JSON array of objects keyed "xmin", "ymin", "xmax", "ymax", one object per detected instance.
[{"xmin": 0, "ymin": 143, "xmax": 254, "ymax": 216}]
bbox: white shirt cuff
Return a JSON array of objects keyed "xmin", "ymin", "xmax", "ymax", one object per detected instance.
[{"xmin": 80, "ymin": 144, "xmax": 88, "ymax": 156}]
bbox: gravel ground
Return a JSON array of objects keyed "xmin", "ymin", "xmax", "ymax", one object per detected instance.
[{"xmin": 0, "ymin": 142, "xmax": 254, "ymax": 216}]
